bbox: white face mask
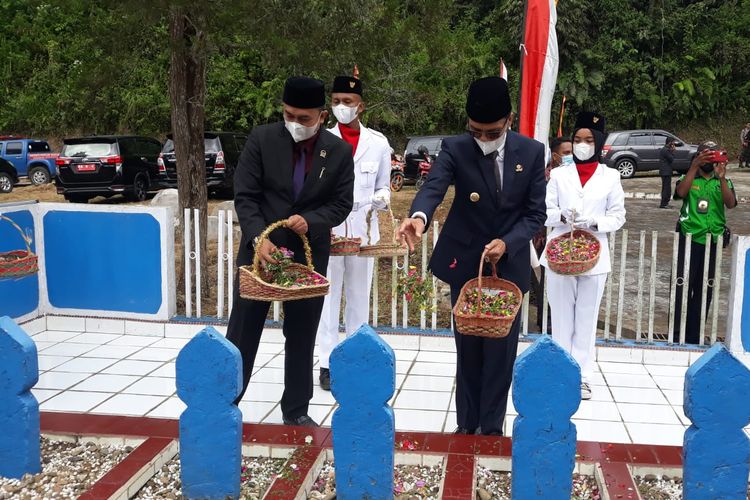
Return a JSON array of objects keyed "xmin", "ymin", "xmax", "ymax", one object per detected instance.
[
  {"xmin": 285, "ymin": 118, "xmax": 320, "ymax": 143},
  {"xmin": 332, "ymin": 104, "xmax": 359, "ymax": 125},
  {"xmin": 573, "ymin": 143, "xmax": 595, "ymax": 161},
  {"xmin": 474, "ymin": 127, "xmax": 508, "ymax": 156},
  {"xmin": 560, "ymin": 154, "xmax": 574, "ymax": 167}
]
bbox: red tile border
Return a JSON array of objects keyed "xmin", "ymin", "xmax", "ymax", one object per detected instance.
[
  {"xmin": 40, "ymin": 411, "xmax": 687, "ymax": 498},
  {"xmin": 441, "ymin": 453, "xmax": 476, "ymax": 499},
  {"xmin": 79, "ymin": 437, "xmax": 174, "ymax": 500},
  {"xmin": 599, "ymin": 462, "xmax": 640, "ymax": 500},
  {"xmin": 263, "ymin": 445, "xmax": 323, "ymax": 499}
]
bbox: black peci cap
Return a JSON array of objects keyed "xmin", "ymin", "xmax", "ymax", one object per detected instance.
[
  {"xmin": 332, "ymin": 76, "xmax": 362, "ymax": 96},
  {"xmin": 573, "ymin": 111, "xmax": 606, "ymax": 134},
  {"xmin": 465, "ymin": 76, "xmax": 512, "ymax": 123},
  {"xmin": 283, "ymin": 76, "xmax": 325, "ymax": 109}
]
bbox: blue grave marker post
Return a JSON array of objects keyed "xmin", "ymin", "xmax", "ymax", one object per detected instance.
[
  {"xmin": 176, "ymin": 327, "xmax": 243, "ymax": 499},
  {"xmin": 0, "ymin": 316, "xmax": 41, "ymax": 479},
  {"xmin": 330, "ymin": 324, "xmax": 396, "ymax": 499},
  {"xmin": 512, "ymin": 336, "xmax": 581, "ymax": 499},
  {"xmin": 683, "ymin": 343, "xmax": 750, "ymax": 499}
]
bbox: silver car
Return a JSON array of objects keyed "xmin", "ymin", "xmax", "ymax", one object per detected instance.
[{"xmin": 602, "ymin": 130, "xmax": 698, "ymax": 178}]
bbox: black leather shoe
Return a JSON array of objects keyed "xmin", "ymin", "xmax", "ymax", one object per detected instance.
[
  {"xmin": 282, "ymin": 414, "xmax": 319, "ymax": 427},
  {"xmin": 319, "ymin": 368, "xmax": 331, "ymax": 391},
  {"xmin": 454, "ymin": 427, "xmax": 476, "ymax": 435}
]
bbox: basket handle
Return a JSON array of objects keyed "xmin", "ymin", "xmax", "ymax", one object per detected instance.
[
  {"xmin": 252, "ymin": 219, "xmax": 314, "ymax": 275},
  {"xmin": 476, "ymin": 248, "xmax": 499, "ymax": 305},
  {"xmin": 0, "ymin": 214, "xmax": 32, "ymax": 254},
  {"xmin": 365, "ymin": 208, "xmax": 376, "ymax": 242}
]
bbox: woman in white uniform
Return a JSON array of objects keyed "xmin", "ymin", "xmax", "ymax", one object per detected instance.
[{"xmin": 540, "ymin": 112, "xmax": 626, "ymax": 400}]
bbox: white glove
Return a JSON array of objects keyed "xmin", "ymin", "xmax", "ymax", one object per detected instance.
[
  {"xmin": 572, "ymin": 217, "xmax": 597, "ymax": 230},
  {"xmin": 371, "ymin": 191, "xmax": 390, "ymax": 210},
  {"xmin": 560, "ymin": 208, "xmax": 576, "ymax": 223}
]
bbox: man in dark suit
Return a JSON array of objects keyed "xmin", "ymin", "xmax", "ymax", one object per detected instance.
[
  {"xmin": 227, "ymin": 76, "xmax": 354, "ymax": 427},
  {"xmin": 398, "ymin": 76, "xmax": 546, "ymax": 435}
]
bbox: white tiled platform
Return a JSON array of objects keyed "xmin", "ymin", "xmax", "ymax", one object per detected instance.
[{"xmin": 24, "ymin": 320, "xmax": 750, "ymax": 447}]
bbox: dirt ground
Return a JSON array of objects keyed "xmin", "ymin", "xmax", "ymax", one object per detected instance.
[{"xmin": 3, "ymin": 170, "xmax": 747, "ymax": 337}]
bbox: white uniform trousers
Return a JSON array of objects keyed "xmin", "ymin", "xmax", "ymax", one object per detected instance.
[
  {"xmin": 317, "ymin": 255, "xmax": 375, "ymax": 369},
  {"xmin": 546, "ymin": 272, "xmax": 608, "ymax": 382}
]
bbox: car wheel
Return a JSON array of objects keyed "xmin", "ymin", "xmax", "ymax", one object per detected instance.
[
  {"xmin": 616, "ymin": 158, "xmax": 636, "ymax": 179},
  {"xmin": 390, "ymin": 173, "xmax": 404, "ymax": 192},
  {"xmin": 0, "ymin": 172, "xmax": 14, "ymax": 193},
  {"xmin": 64, "ymin": 194, "xmax": 89, "ymax": 203},
  {"xmin": 28, "ymin": 166, "xmax": 51, "ymax": 185},
  {"xmin": 129, "ymin": 172, "xmax": 150, "ymax": 202}
]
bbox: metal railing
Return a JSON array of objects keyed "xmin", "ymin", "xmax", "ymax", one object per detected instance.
[{"xmin": 181, "ymin": 210, "xmax": 732, "ymax": 346}]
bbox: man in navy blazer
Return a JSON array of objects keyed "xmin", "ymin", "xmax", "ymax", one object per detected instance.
[{"xmin": 398, "ymin": 76, "xmax": 546, "ymax": 435}]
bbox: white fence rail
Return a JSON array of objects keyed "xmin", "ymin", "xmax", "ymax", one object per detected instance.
[{"xmin": 181, "ymin": 209, "xmax": 734, "ymax": 347}]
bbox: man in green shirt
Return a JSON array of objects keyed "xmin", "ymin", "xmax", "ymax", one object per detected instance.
[{"xmin": 673, "ymin": 141, "xmax": 737, "ymax": 344}]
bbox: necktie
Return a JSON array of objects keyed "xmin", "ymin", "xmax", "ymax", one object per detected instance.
[
  {"xmin": 490, "ymin": 151, "xmax": 502, "ymax": 202},
  {"xmin": 293, "ymin": 148, "xmax": 306, "ymax": 200}
]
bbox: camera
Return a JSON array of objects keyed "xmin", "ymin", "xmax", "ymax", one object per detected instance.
[{"xmin": 707, "ymin": 150, "xmax": 728, "ymax": 163}]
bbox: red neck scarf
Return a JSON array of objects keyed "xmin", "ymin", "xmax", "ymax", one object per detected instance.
[
  {"xmin": 338, "ymin": 123, "xmax": 360, "ymax": 157},
  {"xmin": 576, "ymin": 161, "xmax": 598, "ymax": 187}
]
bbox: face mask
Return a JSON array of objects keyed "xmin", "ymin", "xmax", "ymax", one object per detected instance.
[
  {"xmin": 560, "ymin": 154, "xmax": 574, "ymax": 167},
  {"xmin": 332, "ymin": 104, "xmax": 359, "ymax": 125},
  {"xmin": 474, "ymin": 136, "xmax": 505, "ymax": 156},
  {"xmin": 700, "ymin": 163, "xmax": 715, "ymax": 173},
  {"xmin": 573, "ymin": 143, "xmax": 595, "ymax": 161},
  {"xmin": 285, "ymin": 118, "xmax": 320, "ymax": 143}
]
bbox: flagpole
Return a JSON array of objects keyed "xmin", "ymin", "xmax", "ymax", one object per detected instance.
[{"xmin": 557, "ymin": 95, "xmax": 567, "ymax": 137}]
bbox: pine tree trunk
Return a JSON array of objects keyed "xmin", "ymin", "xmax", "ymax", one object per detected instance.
[{"xmin": 168, "ymin": 6, "xmax": 210, "ymax": 301}]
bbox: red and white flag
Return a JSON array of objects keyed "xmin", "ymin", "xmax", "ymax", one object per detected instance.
[
  {"xmin": 500, "ymin": 58, "xmax": 508, "ymax": 81},
  {"xmin": 518, "ymin": 0, "xmax": 559, "ymax": 149}
]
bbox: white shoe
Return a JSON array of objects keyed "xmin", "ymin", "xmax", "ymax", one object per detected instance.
[{"xmin": 581, "ymin": 382, "xmax": 592, "ymax": 400}]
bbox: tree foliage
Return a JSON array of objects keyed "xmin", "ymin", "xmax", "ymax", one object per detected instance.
[{"xmin": 1, "ymin": 0, "xmax": 749, "ymax": 145}]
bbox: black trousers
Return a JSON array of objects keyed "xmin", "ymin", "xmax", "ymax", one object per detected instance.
[
  {"xmin": 226, "ymin": 272, "xmax": 325, "ymax": 419},
  {"xmin": 673, "ymin": 233, "xmax": 717, "ymax": 345},
  {"xmin": 450, "ymin": 286, "xmax": 520, "ymax": 434},
  {"xmin": 660, "ymin": 175, "xmax": 672, "ymax": 207}
]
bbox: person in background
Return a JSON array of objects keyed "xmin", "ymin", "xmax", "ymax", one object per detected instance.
[
  {"xmin": 531, "ymin": 136, "xmax": 573, "ymax": 332},
  {"xmin": 740, "ymin": 122, "xmax": 750, "ymax": 168},
  {"xmin": 540, "ymin": 112, "xmax": 626, "ymax": 401},
  {"xmin": 659, "ymin": 138, "xmax": 676, "ymax": 208},
  {"xmin": 546, "ymin": 136, "xmax": 573, "ymax": 181},
  {"xmin": 673, "ymin": 141, "xmax": 736, "ymax": 344},
  {"xmin": 316, "ymin": 75, "xmax": 391, "ymax": 391}
]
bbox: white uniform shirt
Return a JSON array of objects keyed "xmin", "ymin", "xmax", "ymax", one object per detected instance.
[{"xmin": 329, "ymin": 124, "xmax": 392, "ymax": 245}]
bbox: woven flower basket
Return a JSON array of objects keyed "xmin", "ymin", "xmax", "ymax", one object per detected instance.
[
  {"xmin": 453, "ymin": 249, "xmax": 522, "ymax": 338},
  {"xmin": 239, "ymin": 220, "xmax": 329, "ymax": 302},
  {"xmin": 546, "ymin": 229, "xmax": 601, "ymax": 276},
  {"xmin": 358, "ymin": 208, "xmax": 407, "ymax": 258},
  {"xmin": 0, "ymin": 215, "xmax": 38, "ymax": 279},
  {"xmin": 329, "ymin": 219, "xmax": 361, "ymax": 256}
]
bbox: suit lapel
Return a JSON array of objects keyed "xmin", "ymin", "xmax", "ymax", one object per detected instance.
[
  {"xmin": 501, "ymin": 134, "xmax": 518, "ymax": 201},
  {"xmin": 276, "ymin": 123, "xmax": 294, "ymax": 200},
  {"xmin": 297, "ymin": 131, "xmax": 330, "ymax": 203}
]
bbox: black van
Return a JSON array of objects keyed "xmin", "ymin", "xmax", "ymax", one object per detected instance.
[
  {"xmin": 158, "ymin": 132, "xmax": 247, "ymax": 197},
  {"xmin": 55, "ymin": 136, "xmax": 163, "ymax": 203}
]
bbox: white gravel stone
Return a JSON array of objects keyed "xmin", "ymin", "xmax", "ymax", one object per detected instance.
[{"xmin": 0, "ymin": 437, "xmax": 132, "ymax": 499}]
